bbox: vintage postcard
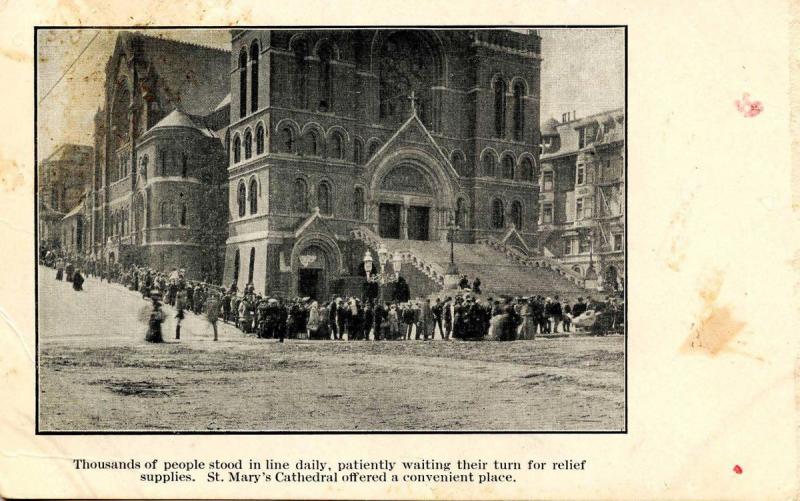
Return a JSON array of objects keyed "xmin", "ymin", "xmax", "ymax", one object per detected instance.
[{"xmin": 0, "ymin": 0, "xmax": 797, "ymax": 499}]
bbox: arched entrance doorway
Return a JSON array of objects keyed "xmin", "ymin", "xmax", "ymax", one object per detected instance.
[
  {"xmin": 292, "ymin": 233, "xmax": 342, "ymax": 300},
  {"xmin": 370, "ymin": 153, "xmax": 455, "ymax": 241}
]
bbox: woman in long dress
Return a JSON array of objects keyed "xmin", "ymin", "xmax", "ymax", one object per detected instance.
[
  {"xmin": 518, "ymin": 298, "xmax": 536, "ymax": 340},
  {"xmin": 306, "ymin": 301, "xmax": 320, "ymax": 339},
  {"xmin": 145, "ymin": 295, "xmax": 165, "ymax": 343},
  {"xmin": 388, "ymin": 304, "xmax": 400, "ymax": 340},
  {"xmin": 71, "ymin": 269, "xmax": 84, "ymax": 291}
]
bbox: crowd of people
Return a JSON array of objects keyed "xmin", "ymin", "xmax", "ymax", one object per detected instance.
[{"xmin": 41, "ymin": 246, "xmax": 624, "ymax": 344}]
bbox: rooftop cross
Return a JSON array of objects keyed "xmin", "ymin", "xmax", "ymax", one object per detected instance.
[{"xmin": 408, "ymin": 90, "xmax": 417, "ymax": 116}]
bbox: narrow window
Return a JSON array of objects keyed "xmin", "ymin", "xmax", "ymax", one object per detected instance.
[
  {"xmin": 256, "ymin": 124, "xmax": 265, "ymax": 154},
  {"xmin": 353, "ymin": 138, "xmax": 363, "ymax": 165},
  {"xmin": 181, "ymin": 153, "xmax": 188, "ymax": 177},
  {"xmin": 233, "ymin": 136, "xmax": 241, "ymax": 163},
  {"xmin": 491, "ymin": 199, "xmax": 504, "ymax": 229},
  {"xmin": 513, "ymin": 82, "xmax": 525, "ymax": 141},
  {"xmin": 249, "ymin": 178, "xmax": 258, "ymax": 214},
  {"xmin": 318, "ymin": 182, "xmax": 332, "ymax": 215},
  {"xmin": 294, "ymin": 179, "xmax": 308, "ymax": 212},
  {"xmin": 511, "ymin": 201, "xmax": 522, "ymax": 229},
  {"xmin": 494, "ymin": 78, "xmax": 507, "ymax": 138},
  {"xmin": 180, "ymin": 204, "xmax": 187, "ymax": 226},
  {"xmin": 247, "ymin": 247, "xmax": 255, "ymax": 284},
  {"xmin": 318, "ymin": 43, "xmax": 333, "ymax": 111},
  {"xmin": 237, "ymin": 181, "xmax": 246, "ymax": 218},
  {"xmin": 244, "ymin": 129, "xmax": 253, "ymax": 159},
  {"xmin": 502, "ymin": 155, "xmax": 514, "ymax": 179},
  {"xmin": 353, "ymin": 187, "xmax": 364, "ymax": 220},
  {"xmin": 482, "ymin": 154, "xmax": 496, "ymax": 177},
  {"xmin": 250, "ymin": 41, "xmax": 259, "ymax": 113},
  {"xmin": 239, "ymin": 49, "xmax": 248, "ymax": 119},
  {"xmin": 542, "ymin": 171, "xmax": 553, "ymax": 191}
]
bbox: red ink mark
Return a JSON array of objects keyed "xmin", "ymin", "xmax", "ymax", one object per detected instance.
[
  {"xmin": 735, "ymin": 93, "xmax": 763, "ymax": 117},
  {"xmin": 733, "ymin": 465, "xmax": 743, "ymax": 474}
]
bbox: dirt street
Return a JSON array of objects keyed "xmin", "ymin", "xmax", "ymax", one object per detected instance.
[{"xmin": 38, "ymin": 268, "xmax": 625, "ymax": 432}]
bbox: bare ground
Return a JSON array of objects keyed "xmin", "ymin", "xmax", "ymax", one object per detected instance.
[{"xmin": 38, "ymin": 268, "xmax": 625, "ymax": 432}]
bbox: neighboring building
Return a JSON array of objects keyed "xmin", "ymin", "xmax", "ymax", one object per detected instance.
[
  {"xmin": 37, "ymin": 144, "xmax": 93, "ymax": 247},
  {"xmin": 88, "ymin": 32, "xmax": 230, "ymax": 281},
  {"xmin": 538, "ymin": 108, "xmax": 625, "ymax": 291},
  {"xmin": 223, "ymin": 29, "xmax": 543, "ymax": 298},
  {"xmin": 60, "ymin": 190, "xmax": 91, "ymax": 255}
]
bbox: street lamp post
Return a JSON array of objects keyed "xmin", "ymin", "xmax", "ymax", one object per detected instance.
[{"xmin": 363, "ymin": 243, "xmax": 402, "ymax": 303}]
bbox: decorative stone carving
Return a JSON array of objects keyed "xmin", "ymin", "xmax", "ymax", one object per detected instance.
[{"xmin": 380, "ymin": 165, "xmax": 433, "ymax": 195}]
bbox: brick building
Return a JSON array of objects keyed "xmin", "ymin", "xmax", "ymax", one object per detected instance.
[
  {"xmin": 88, "ymin": 33, "xmax": 230, "ymax": 281},
  {"xmin": 37, "ymin": 144, "xmax": 93, "ymax": 248},
  {"xmin": 223, "ymin": 29, "xmax": 544, "ymax": 298},
  {"xmin": 538, "ymin": 108, "xmax": 625, "ymax": 291}
]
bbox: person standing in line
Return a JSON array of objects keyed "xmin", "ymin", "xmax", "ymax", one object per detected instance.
[
  {"xmin": 363, "ymin": 301, "xmax": 374, "ymax": 341},
  {"xmin": 420, "ymin": 299, "xmax": 434, "ymax": 340},
  {"xmin": 442, "ymin": 297, "xmax": 452, "ymax": 340},
  {"xmin": 329, "ymin": 298, "xmax": 339, "ymax": 340},
  {"xmin": 55, "ymin": 256, "xmax": 64, "ymax": 281},
  {"xmin": 388, "ymin": 304, "xmax": 400, "ymax": 340},
  {"xmin": 307, "ymin": 301, "xmax": 320, "ymax": 339},
  {"xmin": 175, "ymin": 284, "xmax": 187, "ymax": 340},
  {"xmin": 206, "ymin": 291, "xmax": 221, "ymax": 341},
  {"xmin": 402, "ymin": 303, "xmax": 415, "ymax": 340},
  {"xmin": 431, "ymin": 298, "xmax": 443, "ymax": 340},
  {"xmin": 562, "ymin": 300, "xmax": 572, "ymax": 333},
  {"xmin": 71, "ymin": 268, "xmax": 84, "ymax": 291},
  {"xmin": 145, "ymin": 292, "xmax": 165, "ymax": 343},
  {"xmin": 472, "ymin": 276, "xmax": 482, "ymax": 294}
]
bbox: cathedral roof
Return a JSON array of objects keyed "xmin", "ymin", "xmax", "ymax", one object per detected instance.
[
  {"xmin": 109, "ymin": 32, "xmax": 230, "ymax": 117},
  {"xmin": 148, "ymin": 109, "xmax": 214, "ymax": 137}
]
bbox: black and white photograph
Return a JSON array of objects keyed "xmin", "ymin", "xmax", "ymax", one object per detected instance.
[{"xmin": 36, "ymin": 27, "xmax": 626, "ymax": 432}]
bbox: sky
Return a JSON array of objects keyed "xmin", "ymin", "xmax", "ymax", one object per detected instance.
[{"xmin": 36, "ymin": 28, "xmax": 624, "ymax": 159}]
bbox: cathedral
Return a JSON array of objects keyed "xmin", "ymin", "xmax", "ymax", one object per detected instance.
[
  {"xmin": 224, "ymin": 29, "xmax": 543, "ymax": 298},
  {"xmin": 76, "ymin": 29, "xmax": 619, "ymax": 299}
]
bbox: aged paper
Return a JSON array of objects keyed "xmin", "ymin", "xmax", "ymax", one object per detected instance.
[{"xmin": 0, "ymin": 0, "xmax": 798, "ymax": 499}]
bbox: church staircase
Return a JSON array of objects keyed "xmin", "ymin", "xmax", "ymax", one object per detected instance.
[{"xmin": 351, "ymin": 226, "xmax": 594, "ymax": 300}]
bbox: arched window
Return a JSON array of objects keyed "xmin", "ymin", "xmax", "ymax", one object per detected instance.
[
  {"xmin": 511, "ymin": 200, "xmax": 523, "ymax": 229},
  {"xmin": 318, "ymin": 42, "xmax": 333, "ymax": 111},
  {"xmin": 513, "ymin": 82, "xmax": 525, "ymax": 141},
  {"xmin": 482, "ymin": 153, "xmax": 496, "ymax": 177},
  {"xmin": 244, "ymin": 129, "xmax": 253, "ymax": 159},
  {"xmin": 280, "ymin": 127, "xmax": 294, "ymax": 153},
  {"xmin": 294, "ymin": 40, "xmax": 309, "ymax": 109},
  {"xmin": 160, "ymin": 201, "xmax": 174, "ymax": 226},
  {"xmin": 247, "ymin": 247, "xmax": 255, "ymax": 285},
  {"xmin": 140, "ymin": 155, "xmax": 148, "ymax": 181},
  {"xmin": 249, "ymin": 178, "xmax": 258, "ymax": 214},
  {"xmin": 255, "ymin": 124, "xmax": 265, "ymax": 154},
  {"xmin": 233, "ymin": 136, "xmax": 241, "ymax": 163},
  {"xmin": 353, "ymin": 138, "xmax": 364, "ymax": 165},
  {"xmin": 456, "ymin": 197, "xmax": 468, "ymax": 227},
  {"xmin": 238, "ymin": 49, "xmax": 248, "ymax": 119},
  {"xmin": 520, "ymin": 157, "xmax": 534, "ymax": 182},
  {"xmin": 181, "ymin": 153, "xmax": 188, "ymax": 177},
  {"xmin": 493, "ymin": 77, "xmax": 507, "ymax": 138},
  {"xmin": 250, "ymin": 41, "xmax": 259, "ymax": 113},
  {"xmin": 353, "ymin": 187, "xmax": 365, "ymax": 220},
  {"xmin": 303, "ymin": 131, "xmax": 319, "ymax": 156},
  {"xmin": 367, "ymin": 141, "xmax": 380, "ymax": 160},
  {"xmin": 180, "ymin": 204, "xmax": 187, "ymax": 226},
  {"xmin": 451, "ymin": 151, "xmax": 466, "ymax": 176},
  {"xmin": 491, "ymin": 199, "xmax": 504, "ymax": 229},
  {"xmin": 329, "ymin": 132, "xmax": 343, "ymax": 160},
  {"xmin": 237, "ymin": 181, "xmax": 246, "ymax": 218},
  {"xmin": 317, "ymin": 181, "xmax": 332, "ymax": 215},
  {"xmin": 293, "ymin": 178, "xmax": 308, "ymax": 212},
  {"xmin": 502, "ymin": 155, "xmax": 514, "ymax": 179},
  {"xmin": 232, "ymin": 249, "xmax": 241, "ymax": 284},
  {"xmin": 160, "ymin": 149, "xmax": 168, "ymax": 176},
  {"xmin": 378, "ymin": 31, "xmax": 438, "ymax": 128}
]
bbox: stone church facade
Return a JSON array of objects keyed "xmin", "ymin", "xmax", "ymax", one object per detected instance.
[
  {"xmin": 224, "ymin": 29, "xmax": 544, "ymax": 298},
  {"xmin": 88, "ymin": 33, "xmax": 230, "ymax": 281}
]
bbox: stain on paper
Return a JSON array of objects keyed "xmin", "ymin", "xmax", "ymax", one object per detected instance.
[
  {"xmin": 0, "ymin": 158, "xmax": 24, "ymax": 192},
  {"xmin": 681, "ymin": 271, "xmax": 746, "ymax": 356}
]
